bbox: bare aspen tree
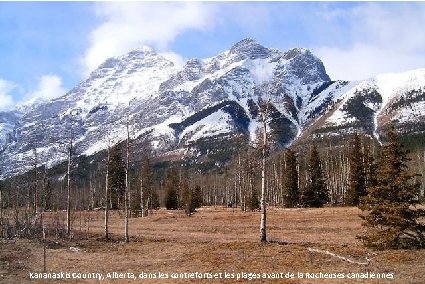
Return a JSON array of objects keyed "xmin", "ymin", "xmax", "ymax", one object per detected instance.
[
  {"xmin": 27, "ymin": 170, "xmax": 32, "ymax": 211},
  {"xmin": 66, "ymin": 138, "xmax": 72, "ymax": 237},
  {"xmin": 63, "ymin": 110, "xmax": 80, "ymax": 238},
  {"xmin": 124, "ymin": 114, "xmax": 130, "ymax": 242},
  {"xmin": 0, "ymin": 165, "xmax": 2, "ymax": 229},
  {"xmin": 33, "ymin": 148, "xmax": 38, "ymax": 215},
  {"xmin": 13, "ymin": 183, "xmax": 19, "ymax": 234},
  {"xmin": 213, "ymin": 173, "xmax": 218, "ymax": 209},
  {"xmin": 104, "ymin": 139, "xmax": 111, "ymax": 240},
  {"xmin": 42, "ymin": 164, "xmax": 48, "ymax": 210},
  {"xmin": 259, "ymin": 96, "xmax": 271, "ymax": 243},
  {"xmin": 41, "ymin": 121, "xmax": 54, "ymax": 211},
  {"xmin": 140, "ymin": 176, "xmax": 144, "ymax": 217},
  {"xmin": 240, "ymin": 156, "xmax": 247, "ymax": 212},
  {"xmin": 89, "ymin": 173, "xmax": 94, "ymax": 210},
  {"xmin": 0, "ymin": 183, "xmax": 3, "ymax": 225},
  {"xmin": 85, "ymin": 208, "xmax": 90, "ymax": 239},
  {"xmin": 260, "ymin": 108, "xmax": 268, "ymax": 243},
  {"xmin": 140, "ymin": 155, "xmax": 147, "ymax": 217},
  {"xmin": 42, "ymin": 211, "xmax": 46, "ymax": 273},
  {"xmin": 237, "ymin": 153, "xmax": 243, "ymax": 210},
  {"xmin": 273, "ymin": 161, "xmax": 279, "ymax": 206}
]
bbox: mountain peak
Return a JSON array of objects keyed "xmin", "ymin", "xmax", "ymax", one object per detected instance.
[
  {"xmin": 283, "ymin": 47, "xmax": 312, "ymax": 60},
  {"xmin": 277, "ymin": 46, "xmax": 331, "ymax": 83},
  {"xmin": 129, "ymin": 45, "xmax": 156, "ymax": 55},
  {"xmin": 229, "ymin": 38, "xmax": 270, "ymax": 59},
  {"xmin": 90, "ymin": 45, "xmax": 173, "ymax": 79},
  {"xmin": 119, "ymin": 46, "xmax": 160, "ymax": 62},
  {"xmin": 231, "ymin": 38, "xmax": 259, "ymax": 48}
]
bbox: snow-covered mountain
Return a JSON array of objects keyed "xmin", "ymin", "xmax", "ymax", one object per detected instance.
[
  {"xmin": 1, "ymin": 39, "xmax": 425, "ymax": 177},
  {"xmin": 304, "ymin": 69, "xmax": 425, "ymax": 142}
]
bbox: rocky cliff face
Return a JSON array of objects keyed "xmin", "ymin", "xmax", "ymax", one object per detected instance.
[{"xmin": 1, "ymin": 39, "xmax": 424, "ymax": 177}]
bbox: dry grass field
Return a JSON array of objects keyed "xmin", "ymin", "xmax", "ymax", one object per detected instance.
[{"xmin": 1, "ymin": 207, "xmax": 424, "ymax": 284}]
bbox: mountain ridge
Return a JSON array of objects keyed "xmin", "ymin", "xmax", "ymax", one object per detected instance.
[{"xmin": 1, "ymin": 39, "xmax": 425, "ymax": 178}]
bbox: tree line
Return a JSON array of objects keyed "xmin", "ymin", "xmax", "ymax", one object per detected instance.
[{"xmin": 0, "ymin": 127, "xmax": 424, "ymax": 249}]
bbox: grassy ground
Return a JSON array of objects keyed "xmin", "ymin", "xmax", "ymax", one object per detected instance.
[{"xmin": 1, "ymin": 206, "xmax": 424, "ymax": 283}]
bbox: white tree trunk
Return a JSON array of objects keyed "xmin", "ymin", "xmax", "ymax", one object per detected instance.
[
  {"xmin": 33, "ymin": 148, "xmax": 38, "ymax": 215},
  {"xmin": 124, "ymin": 119, "xmax": 130, "ymax": 242},
  {"xmin": 0, "ymin": 187, "xmax": 3, "ymax": 224},
  {"xmin": 140, "ymin": 176, "xmax": 145, "ymax": 217},
  {"xmin": 42, "ymin": 211, "xmax": 47, "ymax": 273},
  {"xmin": 238, "ymin": 154, "xmax": 243, "ymax": 211},
  {"xmin": 42, "ymin": 164, "xmax": 48, "ymax": 210},
  {"xmin": 104, "ymin": 142, "xmax": 110, "ymax": 240},
  {"xmin": 66, "ymin": 140, "xmax": 72, "ymax": 237},
  {"xmin": 260, "ymin": 116, "xmax": 267, "ymax": 243},
  {"xmin": 89, "ymin": 175, "xmax": 94, "ymax": 210}
]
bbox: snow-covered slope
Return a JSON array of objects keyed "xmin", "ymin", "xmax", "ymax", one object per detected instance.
[
  {"xmin": 314, "ymin": 69, "xmax": 425, "ymax": 142},
  {"xmin": 1, "ymin": 39, "xmax": 425, "ymax": 177}
]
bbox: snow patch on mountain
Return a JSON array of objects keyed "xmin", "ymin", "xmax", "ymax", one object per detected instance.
[
  {"xmin": 300, "ymin": 81, "xmax": 357, "ymax": 127},
  {"xmin": 0, "ymin": 123, "xmax": 14, "ymax": 149},
  {"xmin": 376, "ymin": 68, "xmax": 425, "ymax": 108},
  {"xmin": 246, "ymin": 59, "xmax": 277, "ymax": 84},
  {"xmin": 326, "ymin": 109, "xmax": 357, "ymax": 126},
  {"xmin": 180, "ymin": 110, "xmax": 233, "ymax": 143},
  {"xmin": 395, "ymin": 101, "xmax": 425, "ymax": 123},
  {"xmin": 170, "ymin": 56, "xmax": 277, "ymax": 94},
  {"xmin": 152, "ymin": 116, "xmax": 181, "ymax": 137},
  {"xmin": 171, "ymin": 58, "xmax": 245, "ymax": 92},
  {"xmin": 72, "ymin": 47, "xmax": 178, "ymax": 118},
  {"xmin": 248, "ymin": 120, "xmax": 261, "ymax": 141}
]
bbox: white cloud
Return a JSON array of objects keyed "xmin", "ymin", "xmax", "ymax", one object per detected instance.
[
  {"xmin": 0, "ymin": 79, "xmax": 17, "ymax": 111},
  {"xmin": 22, "ymin": 75, "xmax": 66, "ymax": 105},
  {"xmin": 315, "ymin": 44, "xmax": 422, "ymax": 81},
  {"xmin": 0, "ymin": 75, "xmax": 66, "ymax": 111},
  {"xmin": 314, "ymin": 3, "xmax": 425, "ymax": 81},
  {"xmin": 81, "ymin": 2, "xmax": 217, "ymax": 75},
  {"xmin": 349, "ymin": 3, "xmax": 425, "ymax": 52},
  {"xmin": 75, "ymin": 2, "xmax": 425, "ymax": 81},
  {"xmin": 159, "ymin": 51, "xmax": 187, "ymax": 69}
]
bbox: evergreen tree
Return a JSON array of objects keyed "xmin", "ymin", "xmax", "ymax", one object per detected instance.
[
  {"xmin": 180, "ymin": 176, "xmax": 194, "ymax": 216},
  {"xmin": 149, "ymin": 189, "xmax": 160, "ymax": 210},
  {"xmin": 108, "ymin": 145, "xmax": 126, "ymax": 209},
  {"xmin": 346, "ymin": 134, "xmax": 366, "ymax": 205},
  {"xmin": 140, "ymin": 155, "xmax": 153, "ymax": 215},
  {"xmin": 248, "ymin": 188, "xmax": 260, "ymax": 211},
  {"xmin": 164, "ymin": 168, "xmax": 179, "ymax": 210},
  {"xmin": 282, "ymin": 149, "xmax": 299, "ymax": 208},
  {"xmin": 192, "ymin": 185, "xmax": 203, "ymax": 209},
  {"xmin": 301, "ymin": 145, "xmax": 329, "ymax": 207},
  {"xmin": 359, "ymin": 128, "xmax": 425, "ymax": 249},
  {"xmin": 363, "ymin": 143, "xmax": 378, "ymax": 190},
  {"xmin": 42, "ymin": 179, "xmax": 53, "ymax": 210}
]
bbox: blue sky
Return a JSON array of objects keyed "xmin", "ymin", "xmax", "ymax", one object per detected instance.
[{"xmin": 1, "ymin": 1, "xmax": 425, "ymax": 111}]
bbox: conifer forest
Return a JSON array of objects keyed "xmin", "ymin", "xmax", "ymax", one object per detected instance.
[{"xmin": 1, "ymin": 127, "xmax": 424, "ymax": 284}]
